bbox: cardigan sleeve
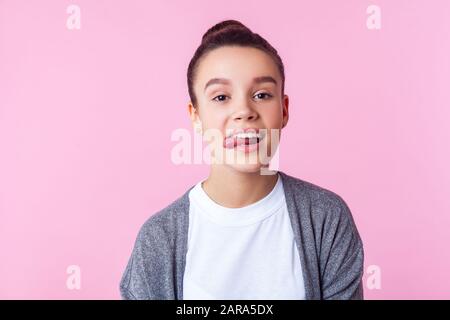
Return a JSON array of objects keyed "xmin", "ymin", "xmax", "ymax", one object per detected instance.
[
  {"xmin": 119, "ymin": 215, "xmax": 176, "ymax": 300},
  {"xmin": 319, "ymin": 195, "xmax": 365, "ymax": 300}
]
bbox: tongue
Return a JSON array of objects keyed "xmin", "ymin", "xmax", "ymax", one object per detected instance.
[
  {"xmin": 223, "ymin": 137, "xmax": 259, "ymax": 148},
  {"xmin": 237, "ymin": 137, "xmax": 256, "ymax": 146}
]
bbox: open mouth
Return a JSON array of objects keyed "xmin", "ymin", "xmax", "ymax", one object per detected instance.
[{"xmin": 223, "ymin": 129, "xmax": 266, "ymax": 149}]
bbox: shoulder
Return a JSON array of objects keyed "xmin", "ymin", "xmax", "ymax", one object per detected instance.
[
  {"xmin": 279, "ymin": 170, "xmax": 362, "ymax": 242},
  {"xmin": 279, "ymin": 170, "xmax": 364, "ymax": 265},
  {"xmin": 279, "ymin": 170, "xmax": 352, "ymax": 217},
  {"xmin": 135, "ymin": 185, "xmax": 193, "ymax": 246}
]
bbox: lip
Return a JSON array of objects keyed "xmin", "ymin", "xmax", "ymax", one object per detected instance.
[
  {"xmin": 225, "ymin": 127, "xmax": 263, "ymax": 139},
  {"xmin": 223, "ymin": 127, "xmax": 267, "ymax": 150},
  {"xmin": 235, "ymin": 140, "xmax": 262, "ymax": 153}
]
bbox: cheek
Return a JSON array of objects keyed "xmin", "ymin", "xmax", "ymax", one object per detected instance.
[
  {"xmin": 201, "ymin": 109, "xmax": 229, "ymax": 129},
  {"xmin": 260, "ymin": 106, "xmax": 283, "ymax": 127}
]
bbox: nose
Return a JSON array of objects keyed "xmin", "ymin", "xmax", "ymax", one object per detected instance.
[{"xmin": 232, "ymin": 105, "xmax": 258, "ymax": 122}]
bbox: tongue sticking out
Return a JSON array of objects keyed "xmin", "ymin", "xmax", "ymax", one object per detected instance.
[
  {"xmin": 223, "ymin": 136, "xmax": 260, "ymax": 149},
  {"xmin": 238, "ymin": 137, "xmax": 259, "ymax": 145}
]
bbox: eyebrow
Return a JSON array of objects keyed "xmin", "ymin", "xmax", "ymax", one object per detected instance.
[{"xmin": 203, "ymin": 76, "xmax": 277, "ymax": 92}]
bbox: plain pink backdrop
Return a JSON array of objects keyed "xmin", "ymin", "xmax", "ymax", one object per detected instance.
[{"xmin": 1, "ymin": 0, "xmax": 449, "ymax": 299}]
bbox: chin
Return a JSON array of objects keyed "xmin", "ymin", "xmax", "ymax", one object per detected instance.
[
  {"xmin": 223, "ymin": 154, "xmax": 271, "ymax": 174},
  {"xmin": 209, "ymin": 143, "xmax": 275, "ymax": 174},
  {"xmin": 227, "ymin": 164, "xmax": 262, "ymax": 174}
]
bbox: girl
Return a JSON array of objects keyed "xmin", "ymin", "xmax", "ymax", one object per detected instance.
[{"xmin": 120, "ymin": 19, "xmax": 364, "ymax": 300}]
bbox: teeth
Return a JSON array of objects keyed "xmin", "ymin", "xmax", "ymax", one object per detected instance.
[{"xmin": 233, "ymin": 132, "xmax": 262, "ymax": 139}]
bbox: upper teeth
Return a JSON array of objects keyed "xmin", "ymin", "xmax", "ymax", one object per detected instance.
[{"xmin": 233, "ymin": 132, "xmax": 262, "ymax": 139}]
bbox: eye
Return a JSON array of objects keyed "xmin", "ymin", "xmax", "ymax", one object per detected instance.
[
  {"xmin": 254, "ymin": 92, "xmax": 273, "ymax": 100},
  {"xmin": 212, "ymin": 94, "xmax": 229, "ymax": 103}
]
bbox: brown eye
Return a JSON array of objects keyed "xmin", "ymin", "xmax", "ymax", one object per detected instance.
[
  {"xmin": 254, "ymin": 92, "xmax": 273, "ymax": 100},
  {"xmin": 212, "ymin": 95, "xmax": 228, "ymax": 102}
]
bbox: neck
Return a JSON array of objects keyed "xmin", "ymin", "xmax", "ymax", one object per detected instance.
[{"xmin": 201, "ymin": 165, "xmax": 279, "ymax": 208}]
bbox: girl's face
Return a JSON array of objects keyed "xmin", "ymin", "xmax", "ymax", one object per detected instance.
[{"xmin": 189, "ymin": 46, "xmax": 289, "ymax": 174}]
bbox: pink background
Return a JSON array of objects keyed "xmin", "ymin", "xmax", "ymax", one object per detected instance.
[{"xmin": 1, "ymin": 0, "xmax": 449, "ymax": 299}]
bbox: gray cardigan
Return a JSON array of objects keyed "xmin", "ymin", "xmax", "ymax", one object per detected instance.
[{"xmin": 119, "ymin": 170, "xmax": 364, "ymax": 300}]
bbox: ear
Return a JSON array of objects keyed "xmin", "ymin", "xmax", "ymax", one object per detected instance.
[
  {"xmin": 188, "ymin": 101, "xmax": 196, "ymax": 120},
  {"xmin": 281, "ymin": 94, "xmax": 289, "ymax": 129},
  {"xmin": 188, "ymin": 102, "xmax": 202, "ymax": 134}
]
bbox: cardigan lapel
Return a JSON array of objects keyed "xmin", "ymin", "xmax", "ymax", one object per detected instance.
[
  {"xmin": 278, "ymin": 170, "xmax": 321, "ymax": 300},
  {"xmin": 176, "ymin": 186, "xmax": 193, "ymax": 300}
]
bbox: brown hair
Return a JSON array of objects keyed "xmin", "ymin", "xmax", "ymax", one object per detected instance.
[{"xmin": 187, "ymin": 19, "xmax": 285, "ymax": 108}]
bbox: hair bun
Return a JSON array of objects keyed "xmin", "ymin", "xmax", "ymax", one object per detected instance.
[{"xmin": 201, "ymin": 19, "xmax": 251, "ymax": 43}]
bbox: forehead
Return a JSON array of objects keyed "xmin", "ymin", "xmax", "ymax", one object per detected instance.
[{"xmin": 195, "ymin": 46, "xmax": 280, "ymax": 88}]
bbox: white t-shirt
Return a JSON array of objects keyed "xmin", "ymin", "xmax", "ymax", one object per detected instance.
[{"xmin": 183, "ymin": 173, "xmax": 306, "ymax": 300}]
